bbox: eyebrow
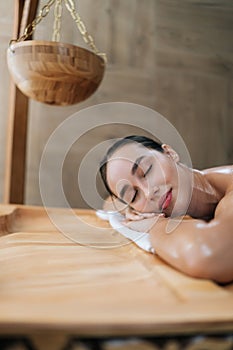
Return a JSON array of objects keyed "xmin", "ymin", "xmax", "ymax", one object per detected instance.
[{"xmin": 131, "ymin": 156, "xmax": 145, "ymax": 175}]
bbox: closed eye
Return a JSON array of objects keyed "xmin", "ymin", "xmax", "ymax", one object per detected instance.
[
  {"xmin": 131, "ymin": 189, "xmax": 138, "ymax": 203},
  {"xmin": 143, "ymin": 164, "xmax": 152, "ymax": 177}
]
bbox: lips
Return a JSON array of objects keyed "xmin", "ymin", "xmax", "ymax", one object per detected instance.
[{"xmin": 159, "ymin": 189, "xmax": 172, "ymax": 211}]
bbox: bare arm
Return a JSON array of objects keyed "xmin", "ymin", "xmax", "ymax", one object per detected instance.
[
  {"xmin": 126, "ymin": 190, "xmax": 233, "ymax": 283},
  {"xmin": 150, "ymin": 189, "xmax": 233, "ymax": 283}
]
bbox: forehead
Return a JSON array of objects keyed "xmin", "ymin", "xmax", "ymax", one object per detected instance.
[
  {"xmin": 106, "ymin": 143, "xmax": 152, "ymax": 189},
  {"xmin": 109, "ymin": 142, "xmax": 150, "ymax": 161}
]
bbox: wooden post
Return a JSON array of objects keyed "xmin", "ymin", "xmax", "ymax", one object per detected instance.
[{"xmin": 4, "ymin": 0, "xmax": 39, "ymax": 204}]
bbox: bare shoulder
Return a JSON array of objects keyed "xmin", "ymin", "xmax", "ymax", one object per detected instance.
[
  {"xmin": 201, "ymin": 165, "xmax": 233, "ymax": 196},
  {"xmin": 202, "ymin": 165, "xmax": 233, "ymax": 175},
  {"xmin": 204, "ymin": 166, "xmax": 233, "ymax": 219}
]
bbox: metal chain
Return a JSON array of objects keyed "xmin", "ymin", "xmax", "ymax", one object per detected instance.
[
  {"xmin": 64, "ymin": 0, "xmax": 107, "ymax": 63},
  {"xmin": 10, "ymin": 0, "xmax": 56, "ymax": 45},
  {"xmin": 52, "ymin": 0, "xmax": 63, "ymax": 41},
  {"xmin": 9, "ymin": 0, "xmax": 107, "ymax": 63}
]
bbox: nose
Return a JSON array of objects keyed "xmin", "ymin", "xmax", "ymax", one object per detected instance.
[{"xmin": 139, "ymin": 180, "xmax": 159, "ymax": 200}]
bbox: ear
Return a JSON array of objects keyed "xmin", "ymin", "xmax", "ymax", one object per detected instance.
[{"xmin": 161, "ymin": 144, "xmax": 180, "ymax": 162}]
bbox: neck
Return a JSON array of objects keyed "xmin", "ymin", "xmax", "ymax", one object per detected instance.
[{"xmin": 187, "ymin": 169, "xmax": 219, "ymax": 219}]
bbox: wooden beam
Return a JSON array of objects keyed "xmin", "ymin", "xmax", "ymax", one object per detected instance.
[{"xmin": 4, "ymin": 0, "xmax": 39, "ymax": 204}]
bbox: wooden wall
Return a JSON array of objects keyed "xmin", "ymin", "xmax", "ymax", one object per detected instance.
[
  {"xmin": 0, "ymin": 0, "xmax": 232, "ymax": 208},
  {"xmin": 0, "ymin": 2, "xmax": 14, "ymax": 203}
]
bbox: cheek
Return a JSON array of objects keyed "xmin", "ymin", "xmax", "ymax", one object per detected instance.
[
  {"xmin": 152, "ymin": 163, "xmax": 169, "ymax": 183},
  {"xmin": 168, "ymin": 166, "xmax": 176, "ymax": 183},
  {"xmin": 159, "ymin": 161, "xmax": 177, "ymax": 185}
]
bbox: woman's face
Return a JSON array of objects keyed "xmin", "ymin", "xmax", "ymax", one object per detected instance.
[{"xmin": 106, "ymin": 142, "xmax": 191, "ymax": 216}]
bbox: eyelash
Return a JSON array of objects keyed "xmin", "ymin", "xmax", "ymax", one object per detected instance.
[
  {"xmin": 131, "ymin": 189, "xmax": 138, "ymax": 203},
  {"xmin": 143, "ymin": 164, "xmax": 152, "ymax": 177},
  {"xmin": 131, "ymin": 164, "xmax": 152, "ymax": 203}
]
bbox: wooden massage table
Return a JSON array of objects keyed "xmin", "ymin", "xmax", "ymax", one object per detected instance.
[{"xmin": 0, "ymin": 204, "xmax": 232, "ymax": 349}]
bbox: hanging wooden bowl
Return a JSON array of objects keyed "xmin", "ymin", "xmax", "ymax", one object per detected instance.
[{"xmin": 7, "ymin": 40, "xmax": 105, "ymax": 105}]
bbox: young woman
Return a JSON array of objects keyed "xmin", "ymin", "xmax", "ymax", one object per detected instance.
[{"xmin": 100, "ymin": 135, "xmax": 233, "ymax": 283}]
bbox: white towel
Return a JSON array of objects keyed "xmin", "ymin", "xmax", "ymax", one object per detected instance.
[{"xmin": 96, "ymin": 210, "xmax": 155, "ymax": 253}]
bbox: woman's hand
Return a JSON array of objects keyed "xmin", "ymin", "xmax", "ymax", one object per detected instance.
[
  {"xmin": 123, "ymin": 212, "xmax": 166, "ymax": 233},
  {"xmin": 125, "ymin": 207, "xmax": 164, "ymax": 221}
]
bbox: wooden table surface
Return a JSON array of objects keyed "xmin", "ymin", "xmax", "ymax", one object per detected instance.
[{"xmin": 0, "ymin": 204, "xmax": 232, "ymax": 338}]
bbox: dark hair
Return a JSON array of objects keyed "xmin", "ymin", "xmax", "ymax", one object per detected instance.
[{"xmin": 99, "ymin": 135, "xmax": 163, "ymax": 199}]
